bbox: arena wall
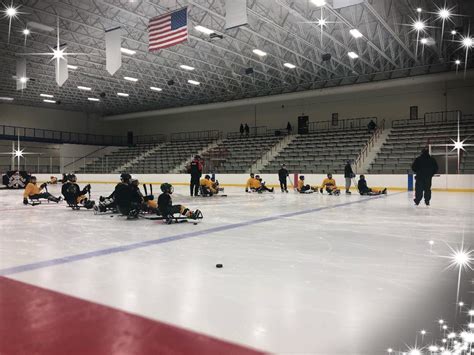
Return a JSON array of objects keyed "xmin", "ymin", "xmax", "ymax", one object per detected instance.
[{"xmin": 33, "ymin": 174, "xmax": 474, "ymax": 192}]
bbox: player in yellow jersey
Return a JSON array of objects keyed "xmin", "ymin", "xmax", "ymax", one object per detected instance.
[{"xmin": 319, "ymin": 173, "xmax": 341, "ymax": 195}]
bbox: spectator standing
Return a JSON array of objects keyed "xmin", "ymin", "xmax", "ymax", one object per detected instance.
[
  {"xmin": 189, "ymin": 155, "xmax": 203, "ymax": 197},
  {"xmin": 245, "ymin": 124, "xmax": 250, "ymax": 137},
  {"xmin": 286, "ymin": 122, "xmax": 292, "ymax": 134},
  {"xmin": 411, "ymin": 148, "xmax": 439, "ymax": 206},
  {"xmin": 240, "ymin": 123, "xmax": 244, "ymax": 138},
  {"xmin": 367, "ymin": 120, "xmax": 377, "ymax": 133},
  {"xmin": 344, "ymin": 160, "xmax": 355, "ymax": 194},
  {"xmin": 278, "ymin": 164, "xmax": 289, "ymax": 193}
]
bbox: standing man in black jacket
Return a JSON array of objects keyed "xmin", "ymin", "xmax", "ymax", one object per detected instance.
[
  {"xmin": 189, "ymin": 155, "xmax": 203, "ymax": 197},
  {"xmin": 344, "ymin": 160, "xmax": 355, "ymax": 194},
  {"xmin": 412, "ymin": 148, "xmax": 439, "ymax": 206},
  {"xmin": 278, "ymin": 164, "xmax": 289, "ymax": 193}
]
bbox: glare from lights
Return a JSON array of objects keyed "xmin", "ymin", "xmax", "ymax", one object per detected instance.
[
  {"xmin": 77, "ymin": 86, "xmax": 92, "ymax": 91},
  {"xmin": 19, "ymin": 77, "xmax": 28, "ymax": 84},
  {"xmin": 311, "ymin": 0, "xmax": 326, "ymax": 6},
  {"xmin": 67, "ymin": 65, "xmax": 78, "ymax": 70},
  {"xmin": 252, "ymin": 49, "xmax": 267, "ymax": 57},
  {"xmin": 150, "ymin": 86, "xmax": 162, "ymax": 92},
  {"xmin": 117, "ymin": 92, "xmax": 129, "ymax": 97},
  {"xmin": 469, "ymin": 310, "xmax": 474, "ymax": 316},
  {"xmin": 348, "ymin": 51, "xmax": 359, "ymax": 59},
  {"xmin": 420, "ymin": 329, "xmax": 426, "ymax": 335},
  {"xmin": 439, "ymin": 319, "xmax": 445, "ymax": 325},
  {"xmin": 180, "ymin": 64, "xmax": 195, "ymax": 71},
  {"xmin": 442, "ymin": 325, "xmax": 448, "ymax": 330},
  {"xmin": 455, "ymin": 59, "xmax": 461, "ymax": 65},
  {"xmin": 416, "ymin": 8, "xmax": 422, "ymax": 13},
  {"xmin": 350, "ymin": 29, "xmax": 363, "ymax": 38},
  {"xmin": 429, "ymin": 240, "xmax": 435, "ymax": 245},
  {"xmin": 120, "ymin": 48, "xmax": 136, "ymax": 55},
  {"xmin": 448, "ymin": 332, "xmax": 456, "ymax": 339},
  {"xmin": 5, "ymin": 6, "xmax": 17, "ymax": 17},
  {"xmin": 87, "ymin": 97, "xmax": 99, "ymax": 102},
  {"xmin": 438, "ymin": 8, "xmax": 451, "ymax": 20},
  {"xmin": 40, "ymin": 94, "xmax": 54, "ymax": 98},
  {"xmin": 451, "ymin": 30, "xmax": 457, "ymax": 35},
  {"xmin": 421, "ymin": 38, "xmax": 428, "ymax": 44},
  {"xmin": 0, "ymin": 97, "xmax": 14, "ymax": 101},
  {"xmin": 387, "ymin": 349, "xmax": 393, "ymax": 354},
  {"xmin": 124, "ymin": 76, "xmax": 138, "ymax": 82},
  {"xmin": 317, "ymin": 18, "xmax": 327, "ymax": 27},
  {"xmin": 428, "ymin": 346, "xmax": 439, "ymax": 352},
  {"xmin": 284, "ymin": 63, "xmax": 296, "ymax": 69},
  {"xmin": 188, "ymin": 80, "xmax": 200, "ymax": 85},
  {"xmin": 413, "ymin": 20, "xmax": 426, "ymax": 32},
  {"xmin": 43, "ymin": 99, "xmax": 56, "ymax": 103},
  {"xmin": 470, "ymin": 323, "xmax": 474, "ymax": 329},
  {"xmin": 409, "ymin": 349, "xmax": 421, "ymax": 355},
  {"xmin": 459, "ymin": 302, "xmax": 464, "ymax": 307},
  {"xmin": 449, "ymin": 249, "xmax": 473, "ymax": 269},
  {"xmin": 462, "ymin": 37, "xmax": 474, "ymax": 49},
  {"xmin": 22, "ymin": 28, "xmax": 30, "ymax": 35},
  {"xmin": 194, "ymin": 25, "xmax": 214, "ymax": 35}
]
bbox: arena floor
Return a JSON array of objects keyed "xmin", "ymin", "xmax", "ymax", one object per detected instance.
[{"xmin": 1, "ymin": 183, "xmax": 473, "ymax": 354}]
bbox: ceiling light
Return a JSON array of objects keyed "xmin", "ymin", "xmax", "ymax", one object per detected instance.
[
  {"xmin": 284, "ymin": 63, "xmax": 296, "ymax": 69},
  {"xmin": 188, "ymin": 80, "xmax": 200, "ymax": 85},
  {"xmin": 413, "ymin": 20, "xmax": 426, "ymax": 32},
  {"xmin": 317, "ymin": 19, "xmax": 327, "ymax": 27},
  {"xmin": 77, "ymin": 86, "xmax": 92, "ymax": 91},
  {"xmin": 0, "ymin": 97, "xmax": 14, "ymax": 101},
  {"xmin": 22, "ymin": 28, "xmax": 30, "ymax": 35},
  {"xmin": 40, "ymin": 94, "xmax": 54, "ymax": 98},
  {"xmin": 87, "ymin": 98, "xmax": 100, "ymax": 102},
  {"xmin": 19, "ymin": 77, "xmax": 28, "ymax": 83},
  {"xmin": 150, "ymin": 86, "xmax": 162, "ymax": 92},
  {"xmin": 416, "ymin": 8, "xmax": 422, "ymax": 13},
  {"xmin": 438, "ymin": 8, "xmax": 451, "ymax": 20},
  {"xmin": 67, "ymin": 65, "xmax": 78, "ymax": 70},
  {"xmin": 451, "ymin": 30, "xmax": 457, "ymax": 35},
  {"xmin": 455, "ymin": 59, "xmax": 461, "ymax": 65},
  {"xmin": 124, "ymin": 76, "xmax": 138, "ymax": 82},
  {"xmin": 117, "ymin": 92, "xmax": 129, "ymax": 97},
  {"xmin": 462, "ymin": 37, "xmax": 474, "ymax": 48},
  {"xmin": 348, "ymin": 51, "xmax": 359, "ymax": 59},
  {"xmin": 311, "ymin": 0, "xmax": 326, "ymax": 7},
  {"xmin": 194, "ymin": 25, "xmax": 214, "ymax": 35},
  {"xmin": 180, "ymin": 65, "xmax": 195, "ymax": 71},
  {"xmin": 120, "ymin": 48, "xmax": 136, "ymax": 55},
  {"xmin": 26, "ymin": 21, "xmax": 54, "ymax": 32},
  {"xmin": 350, "ymin": 29, "xmax": 363, "ymax": 38},
  {"xmin": 43, "ymin": 99, "xmax": 56, "ymax": 103},
  {"xmin": 252, "ymin": 49, "xmax": 267, "ymax": 57},
  {"xmin": 5, "ymin": 7, "xmax": 17, "ymax": 18},
  {"xmin": 420, "ymin": 38, "xmax": 428, "ymax": 44}
]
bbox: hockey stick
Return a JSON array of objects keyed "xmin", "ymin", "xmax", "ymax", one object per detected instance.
[{"xmin": 287, "ymin": 175, "xmax": 295, "ymax": 191}]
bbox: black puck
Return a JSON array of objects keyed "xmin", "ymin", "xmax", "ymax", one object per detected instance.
[{"xmin": 216, "ymin": 264, "xmax": 223, "ymax": 268}]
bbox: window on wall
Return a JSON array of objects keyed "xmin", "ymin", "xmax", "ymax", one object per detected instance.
[
  {"xmin": 331, "ymin": 113, "xmax": 339, "ymax": 126},
  {"xmin": 410, "ymin": 106, "xmax": 418, "ymax": 120}
]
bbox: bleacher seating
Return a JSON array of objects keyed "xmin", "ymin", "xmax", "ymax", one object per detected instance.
[
  {"xmin": 262, "ymin": 129, "xmax": 371, "ymax": 174},
  {"xmin": 370, "ymin": 119, "xmax": 474, "ymax": 174},
  {"xmin": 128, "ymin": 139, "xmax": 214, "ymax": 173},
  {"xmin": 199, "ymin": 135, "xmax": 284, "ymax": 173},
  {"xmin": 78, "ymin": 144, "xmax": 157, "ymax": 173}
]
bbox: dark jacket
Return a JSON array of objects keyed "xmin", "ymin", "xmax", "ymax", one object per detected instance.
[
  {"xmin": 412, "ymin": 151, "xmax": 439, "ymax": 178},
  {"xmin": 278, "ymin": 168, "xmax": 289, "ymax": 181},
  {"xmin": 357, "ymin": 179, "xmax": 369, "ymax": 194},
  {"xmin": 344, "ymin": 164, "xmax": 354, "ymax": 178},
  {"xmin": 189, "ymin": 159, "xmax": 203, "ymax": 178},
  {"xmin": 158, "ymin": 193, "xmax": 172, "ymax": 216}
]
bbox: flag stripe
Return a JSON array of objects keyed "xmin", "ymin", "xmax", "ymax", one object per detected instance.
[{"xmin": 148, "ymin": 8, "xmax": 188, "ymax": 51}]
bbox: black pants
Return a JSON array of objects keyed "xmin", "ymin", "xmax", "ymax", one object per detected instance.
[
  {"xmin": 190, "ymin": 177, "xmax": 200, "ymax": 196},
  {"xmin": 279, "ymin": 180, "xmax": 287, "ymax": 191},
  {"xmin": 30, "ymin": 193, "xmax": 54, "ymax": 201},
  {"xmin": 415, "ymin": 176, "xmax": 432, "ymax": 204}
]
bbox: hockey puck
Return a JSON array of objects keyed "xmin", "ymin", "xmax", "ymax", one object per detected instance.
[
  {"xmin": 193, "ymin": 222, "xmax": 198, "ymax": 225},
  {"xmin": 216, "ymin": 264, "xmax": 223, "ymax": 268}
]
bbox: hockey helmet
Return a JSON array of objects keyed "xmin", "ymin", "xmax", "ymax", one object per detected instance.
[
  {"xmin": 300, "ymin": 175, "xmax": 305, "ymax": 180},
  {"xmin": 120, "ymin": 173, "xmax": 132, "ymax": 183},
  {"xmin": 327, "ymin": 173, "xmax": 333, "ymax": 179},
  {"xmin": 160, "ymin": 183, "xmax": 174, "ymax": 194},
  {"xmin": 69, "ymin": 174, "xmax": 77, "ymax": 182},
  {"xmin": 205, "ymin": 175, "xmax": 211, "ymax": 179}
]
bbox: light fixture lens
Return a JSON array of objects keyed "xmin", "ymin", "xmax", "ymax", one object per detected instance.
[
  {"xmin": 67, "ymin": 65, "xmax": 78, "ymax": 70},
  {"xmin": 124, "ymin": 76, "xmax": 138, "ymax": 82},
  {"xmin": 43, "ymin": 99, "xmax": 56, "ymax": 103},
  {"xmin": 180, "ymin": 65, "xmax": 195, "ymax": 71},
  {"xmin": 438, "ymin": 8, "xmax": 451, "ymax": 20},
  {"xmin": 6, "ymin": 7, "xmax": 17, "ymax": 17},
  {"xmin": 311, "ymin": 0, "xmax": 326, "ymax": 7},
  {"xmin": 87, "ymin": 98, "xmax": 100, "ymax": 102},
  {"xmin": 0, "ymin": 97, "xmax": 14, "ymax": 101},
  {"xmin": 150, "ymin": 86, "xmax": 162, "ymax": 92},
  {"xmin": 413, "ymin": 21, "xmax": 425, "ymax": 31},
  {"xmin": 455, "ymin": 59, "xmax": 461, "ymax": 65},
  {"xmin": 40, "ymin": 94, "xmax": 54, "ymax": 98},
  {"xmin": 77, "ymin": 86, "xmax": 92, "ymax": 91},
  {"xmin": 348, "ymin": 51, "xmax": 359, "ymax": 59},
  {"xmin": 284, "ymin": 63, "xmax": 296, "ymax": 69},
  {"xmin": 317, "ymin": 19, "xmax": 327, "ymax": 26},
  {"xmin": 416, "ymin": 7, "xmax": 422, "ymax": 13},
  {"xmin": 19, "ymin": 77, "xmax": 28, "ymax": 83},
  {"xmin": 420, "ymin": 38, "xmax": 428, "ymax": 44},
  {"xmin": 194, "ymin": 25, "xmax": 214, "ymax": 35},
  {"xmin": 349, "ymin": 29, "xmax": 363, "ymax": 38},
  {"xmin": 188, "ymin": 80, "xmax": 200, "ymax": 85},
  {"xmin": 117, "ymin": 92, "xmax": 129, "ymax": 97},
  {"xmin": 22, "ymin": 28, "xmax": 30, "ymax": 35},
  {"xmin": 451, "ymin": 30, "xmax": 457, "ymax": 35},
  {"xmin": 252, "ymin": 49, "xmax": 267, "ymax": 57},
  {"xmin": 120, "ymin": 48, "xmax": 136, "ymax": 55},
  {"xmin": 462, "ymin": 37, "xmax": 474, "ymax": 48}
]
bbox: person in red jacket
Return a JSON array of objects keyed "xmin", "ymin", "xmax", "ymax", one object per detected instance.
[{"xmin": 189, "ymin": 155, "xmax": 203, "ymax": 197}]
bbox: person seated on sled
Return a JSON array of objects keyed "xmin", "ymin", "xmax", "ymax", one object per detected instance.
[
  {"xmin": 158, "ymin": 183, "xmax": 202, "ymax": 220},
  {"xmin": 200, "ymin": 175, "xmax": 218, "ymax": 196},
  {"xmin": 96, "ymin": 173, "xmax": 131, "ymax": 213},
  {"xmin": 319, "ymin": 173, "xmax": 341, "ymax": 195},
  {"xmin": 255, "ymin": 175, "xmax": 274, "ymax": 193},
  {"xmin": 61, "ymin": 174, "xmax": 95, "ymax": 209},
  {"xmin": 245, "ymin": 173, "xmax": 260, "ymax": 192},
  {"xmin": 357, "ymin": 175, "xmax": 387, "ymax": 196},
  {"xmin": 297, "ymin": 176, "xmax": 318, "ymax": 193},
  {"xmin": 130, "ymin": 177, "xmax": 158, "ymax": 214},
  {"xmin": 211, "ymin": 177, "xmax": 223, "ymax": 193},
  {"xmin": 23, "ymin": 176, "xmax": 61, "ymax": 205}
]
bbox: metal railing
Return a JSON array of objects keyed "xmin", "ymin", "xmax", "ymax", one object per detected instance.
[
  {"xmin": 170, "ymin": 130, "xmax": 221, "ymax": 142},
  {"xmin": 354, "ymin": 120, "xmax": 385, "ymax": 172},
  {"xmin": 134, "ymin": 134, "xmax": 167, "ymax": 144},
  {"xmin": 392, "ymin": 110, "xmax": 463, "ymax": 128},
  {"xmin": 308, "ymin": 117, "xmax": 378, "ymax": 132},
  {"xmin": 227, "ymin": 126, "xmax": 270, "ymax": 139}
]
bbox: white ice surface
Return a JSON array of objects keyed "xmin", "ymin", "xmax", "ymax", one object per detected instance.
[{"xmin": 0, "ymin": 183, "xmax": 473, "ymax": 354}]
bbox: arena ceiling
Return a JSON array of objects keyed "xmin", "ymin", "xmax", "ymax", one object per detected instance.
[{"xmin": 0, "ymin": 0, "xmax": 473, "ymax": 115}]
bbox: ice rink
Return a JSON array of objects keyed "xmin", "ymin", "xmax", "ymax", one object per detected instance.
[{"xmin": 1, "ymin": 183, "xmax": 473, "ymax": 354}]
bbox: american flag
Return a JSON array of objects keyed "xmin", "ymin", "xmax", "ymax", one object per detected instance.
[{"xmin": 148, "ymin": 7, "xmax": 188, "ymax": 52}]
